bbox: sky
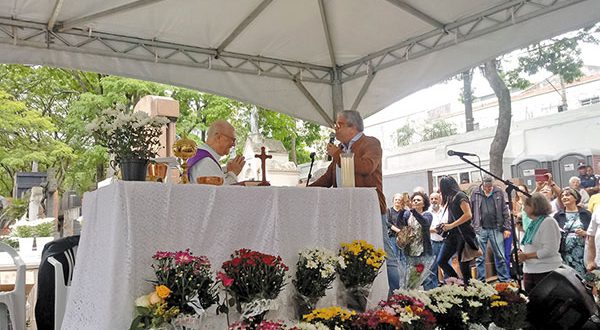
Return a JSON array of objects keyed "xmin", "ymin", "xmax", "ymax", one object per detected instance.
[{"xmin": 364, "ymin": 41, "xmax": 600, "ymax": 128}]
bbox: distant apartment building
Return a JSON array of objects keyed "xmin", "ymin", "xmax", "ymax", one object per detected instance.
[{"xmin": 363, "ymin": 66, "xmax": 600, "ymax": 197}]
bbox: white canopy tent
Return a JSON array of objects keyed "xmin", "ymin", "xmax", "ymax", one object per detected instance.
[{"xmin": 1, "ymin": 0, "xmax": 600, "ymax": 126}]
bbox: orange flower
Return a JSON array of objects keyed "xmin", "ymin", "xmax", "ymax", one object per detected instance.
[
  {"xmin": 495, "ymin": 282, "xmax": 510, "ymax": 292},
  {"xmin": 155, "ymin": 285, "xmax": 171, "ymax": 299}
]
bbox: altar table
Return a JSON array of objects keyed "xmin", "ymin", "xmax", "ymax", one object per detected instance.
[{"xmin": 62, "ymin": 182, "xmax": 386, "ymax": 329}]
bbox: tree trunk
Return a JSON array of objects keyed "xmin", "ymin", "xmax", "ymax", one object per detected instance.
[
  {"xmin": 559, "ymin": 76, "xmax": 568, "ymax": 111},
  {"xmin": 462, "ymin": 69, "xmax": 475, "ymax": 132},
  {"xmin": 482, "ymin": 60, "xmax": 511, "ymax": 177},
  {"xmin": 290, "ymin": 136, "xmax": 297, "ymax": 164}
]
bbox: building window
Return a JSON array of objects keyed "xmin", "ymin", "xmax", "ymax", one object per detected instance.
[{"xmin": 580, "ymin": 96, "xmax": 600, "ymax": 107}]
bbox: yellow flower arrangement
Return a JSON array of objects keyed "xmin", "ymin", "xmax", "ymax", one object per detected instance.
[
  {"xmin": 302, "ymin": 306, "xmax": 356, "ymax": 328},
  {"xmin": 337, "ymin": 240, "xmax": 385, "ymax": 288}
]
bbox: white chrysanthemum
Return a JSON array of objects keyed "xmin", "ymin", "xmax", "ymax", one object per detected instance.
[{"xmin": 468, "ymin": 300, "xmax": 482, "ymax": 308}]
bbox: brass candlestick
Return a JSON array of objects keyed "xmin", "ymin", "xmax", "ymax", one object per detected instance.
[{"xmin": 173, "ymin": 137, "xmax": 197, "ymax": 184}]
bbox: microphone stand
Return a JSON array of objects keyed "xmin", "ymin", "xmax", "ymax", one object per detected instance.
[
  {"xmin": 454, "ymin": 155, "xmax": 530, "ymax": 293},
  {"xmin": 306, "ymin": 153, "xmax": 316, "ymax": 187}
]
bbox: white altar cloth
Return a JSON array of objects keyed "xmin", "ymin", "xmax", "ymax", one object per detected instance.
[{"xmin": 62, "ymin": 182, "xmax": 386, "ymax": 329}]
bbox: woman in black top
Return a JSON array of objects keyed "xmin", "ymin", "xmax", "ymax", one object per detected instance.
[{"xmin": 437, "ymin": 176, "xmax": 477, "ymax": 285}]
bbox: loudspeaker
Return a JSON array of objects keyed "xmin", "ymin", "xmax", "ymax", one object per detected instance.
[{"xmin": 527, "ymin": 266, "xmax": 598, "ymax": 329}]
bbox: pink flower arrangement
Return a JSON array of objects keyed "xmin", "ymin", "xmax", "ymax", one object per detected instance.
[
  {"xmin": 228, "ymin": 320, "xmax": 287, "ymax": 330},
  {"xmin": 151, "ymin": 249, "xmax": 217, "ymax": 314}
]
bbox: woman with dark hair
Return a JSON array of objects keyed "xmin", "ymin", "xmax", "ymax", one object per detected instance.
[
  {"xmin": 393, "ymin": 191, "xmax": 433, "ymax": 289},
  {"xmin": 437, "ymin": 176, "xmax": 477, "ymax": 285},
  {"xmin": 554, "ymin": 187, "xmax": 591, "ymax": 276}
]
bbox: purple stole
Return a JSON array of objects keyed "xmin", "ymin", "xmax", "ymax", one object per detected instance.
[{"xmin": 187, "ymin": 148, "xmax": 220, "ymax": 181}]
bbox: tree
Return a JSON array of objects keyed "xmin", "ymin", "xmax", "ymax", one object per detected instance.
[
  {"xmin": 482, "ymin": 60, "xmax": 511, "ymax": 177},
  {"xmin": 517, "ymin": 36, "xmax": 584, "ymax": 111},
  {"xmin": 0, "ymin": 90, "xmax": 71, "ymax": 196},
  {"xmin": 394, "ymin": 123, "xmax": 415, "ymax": 147},
  {"xmin": 257, "ymin": 108, "xmax": 322, "ymax": 164},
  {"xmin": 459, "ymin": 69, "xmax": 475, "ymax": 132},
  {"xmin": 421, "ymin": 120, "xmax": 457, "ymax": 141}
]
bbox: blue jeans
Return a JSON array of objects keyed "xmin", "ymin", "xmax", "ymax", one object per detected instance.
[
  {"xmin": 476, "ymin": 229, "xmax": 511, "ymax": 282},
  {"xmin": 423, "ymin": 240, "xmax": 450, "ymax": 290},
  {"xmin": 381, "ymin": 215, "xmax": 405, "ymax": 296}
]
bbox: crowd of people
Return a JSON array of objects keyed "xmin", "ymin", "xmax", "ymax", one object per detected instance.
[
  {"xmin": 189, "ymin": 110, "xmax": 600, "ymax": 297},
  {"xmin": 383, "ymin": 166, "xmax": 600, "ymax": 295}
]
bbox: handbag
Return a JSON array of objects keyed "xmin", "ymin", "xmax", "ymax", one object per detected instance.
[
  {"xmin": 559, "ymin": 220, "xmax": 575, "ymax": 255},
  {"xmin": 457, "ymin": 223, "xmax": 483, "ymax": 262}
]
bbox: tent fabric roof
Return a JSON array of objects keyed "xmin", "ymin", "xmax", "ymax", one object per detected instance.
[{"xmin": 1, "ymin": 0, "xmax": 600, "ymax": 126}]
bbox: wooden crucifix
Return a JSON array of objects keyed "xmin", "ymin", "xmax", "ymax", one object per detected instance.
[{"xmin": 255, "ymin": 146, "xmax": 272, "ymax": 186}]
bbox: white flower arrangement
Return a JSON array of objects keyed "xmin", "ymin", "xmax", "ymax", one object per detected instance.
[
  {"xmin": 86, "ymin": 108, "xmax": 168, "ymax": 163},
  {"xmin": 294, "ymin": 322, "xmax": 330, "ymax": 330},
  {"xmin": 293, "ymin": 248, "xmax": 345, "ymax": 300},
  {"xmin": 423, "ymin": 279, "xmax": 497, "ymax": 327}
]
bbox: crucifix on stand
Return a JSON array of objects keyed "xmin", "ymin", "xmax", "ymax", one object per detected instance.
[{"xmin": 255, "ymin": 146, "xmax": 272, "ymax": 186}]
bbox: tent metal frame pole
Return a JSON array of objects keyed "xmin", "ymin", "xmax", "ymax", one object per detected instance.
[
  {"xmin": 351, "ymin": 66, "xmax": 376, "ymax": 111},
  {"xmin": 385, "ymin": 0, "xmax": 444, "ymax": 29},
  {"xmin": 0, "ymin": 17, "xmax": 332, "ymax": 85},
  {"xmin": 216, "ymin": 0, "xmax": 273, "ymax": 55},
  {"xmin": 293, "ymin": 76, "xmax": 334, "ymax": 126},
  {"xmin": 59, "ymin": 0, "xmax": 167, "ymax": 32},
  {"xmin": 331, "ymin": 67, "xmax": 343, "ymax": 117},
  {"xmin": 47, "ymin": 0, "xmax": 66, "ymax": 31},
  {"xmin": 340, "ymin": 0, "xmax": 585, "ymax": 82}
]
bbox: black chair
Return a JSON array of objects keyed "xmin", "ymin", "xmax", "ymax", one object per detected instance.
[{"xmin": 35, "ymin": 235, "xmax": 79, "ymax": 330}]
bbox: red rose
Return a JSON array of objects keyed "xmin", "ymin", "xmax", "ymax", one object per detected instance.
[{"xmin": 415, "ymin": 263, "xmax": 424, "ymax": 273}]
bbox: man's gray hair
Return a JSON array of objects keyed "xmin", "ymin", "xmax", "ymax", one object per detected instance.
[
  {"xmin": 338, "ymin": 110, "xmax": 364, "ymax": 132},
  {"xmin": 569, "ymin": 176, "xmax": 580, "ymax": 184},
  {"xmin": 482, "ymin": 176, "xmax": 493, "ymax": 184}
]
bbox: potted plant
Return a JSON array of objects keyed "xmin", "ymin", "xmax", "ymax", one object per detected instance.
[
  {"xmin": 86, "ymin": 108, "xmax": 168, "ymax": 181},
  {"xmin": 34, "ymin": 220, "xmax": 55, "ymax": 251},
  {"xmin": 12, "ymin": 223, "xmax": 35, "ymax": 254}
]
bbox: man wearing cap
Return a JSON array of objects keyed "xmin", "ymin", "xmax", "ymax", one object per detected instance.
[
  {"xmin": 470, "ymin": 176, "xmax": 512, "ymax": 282},
  {"xmin": 578, "ymin": 164, "xmax": 597, "ymax": 189}
]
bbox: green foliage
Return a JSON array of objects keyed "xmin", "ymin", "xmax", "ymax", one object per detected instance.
[
  {"xmin": 0, "ymin": 237, "xmax": 18, "ymax": 249},
  {"xmin": 0, "ymin": 198, "xmax": 28, "ymax": 228},
  {"xmin": 395, "ymin": 124, "xmax": 415, "ymax": 147},
  {"xmin": 34, "ymin": 221, "xmax": 54, "ymax": 237},
  {"xmin": 0, "ymin": 64, "xmax": 326, "ymax": 196},
  {"xmin": 518, "ymin": 37, "xmax": 584, "ymax": 84},
  {"xmin": 13, "ymin": 225, "xmax": 34, "ymax": 238},
  {"xmin": 421, "ymin": 120, "xmax": 457, "ymax": 141}
]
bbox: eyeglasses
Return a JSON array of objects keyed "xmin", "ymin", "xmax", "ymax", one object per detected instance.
[
  {"xmin": 412, "ymin": 199, "xmax": 423, "ymax": 202},
  {"xmin": 220, "ymin": 132, "xmax": 236, "ymax": 144},
  {"xmin": 334, "ymin": 121, "xmax": 351, "ymax": 130}
]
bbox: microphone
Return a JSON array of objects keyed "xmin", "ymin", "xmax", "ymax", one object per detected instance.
[
  {"xmin": 309, "ymin": 152, "xmax": 316, "ymax": 159},
  {"xmin": 326, "ymin": 133, "xmax": 335, "ymax": 161},
  {"xmin": 447, "ymin": 150, "xmax": 477, "ymax": 157}
]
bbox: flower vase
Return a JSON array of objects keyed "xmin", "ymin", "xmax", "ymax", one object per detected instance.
[
  {"xmin": 343, "ymin": 286, "xmax": 370, "ymax": 312},
  {"xmin": 120, "ymin": 158, "xmax": 148, "ymax": 181},
  {"xmin": 294, "ymin": 294, "xmax": 320, "ymax": 320}
]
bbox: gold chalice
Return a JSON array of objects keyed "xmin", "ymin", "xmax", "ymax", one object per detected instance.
[{"xmin": 173, "ymin": 137, "xmax": 197, "ymax": 184}]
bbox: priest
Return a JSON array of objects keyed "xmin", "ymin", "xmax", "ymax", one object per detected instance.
[{"xmin": 188, "ymin": 120, "xmax": 245, "ymax": 185}]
